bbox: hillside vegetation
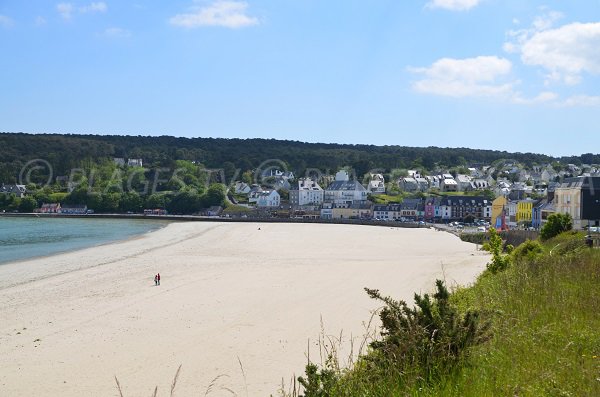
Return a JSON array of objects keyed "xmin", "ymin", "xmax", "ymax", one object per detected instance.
[{"xmin": 2, "ymin": 132, "xmax": 599, "ymax": 183}]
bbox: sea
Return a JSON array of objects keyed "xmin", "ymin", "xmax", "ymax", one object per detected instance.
[{"xmin": 0, "ymin": 216, "xmax": 168, "ymax": 265}]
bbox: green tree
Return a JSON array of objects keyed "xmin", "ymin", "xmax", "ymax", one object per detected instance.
[
  {"xmin": 540, "ymin": 213, "xmax": 573, "ymax": 240},
  {"xmin": 146, "ymin": 193, "xmax": 167, "ymax": 209},
  {"xmin": 486, "ymin": 228, "xmax": 510, "ymax": 273},
  {"xmin": 202, "ymin": 184, "xmax": 226, "ymax": 207},
  {"xmin": 120, "ymin": 192, "xmax": 144, "ymax": 213},
  {"xmin": 18, "ymin": 196, "xmax": 38, "ymax": 213},
  {"xmin": 167, "ymin": 191, "xmax": 202, "ymax": 214}
]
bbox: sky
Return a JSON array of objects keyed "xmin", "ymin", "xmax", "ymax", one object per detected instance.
[{"xmin": 1, "ymin": 0, "xmax": 599, "ymax": 157}]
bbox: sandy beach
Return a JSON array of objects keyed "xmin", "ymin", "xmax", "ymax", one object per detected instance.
[{"xmin": 0, "ymin": 222, "xmax": 489, "ymax": 396}]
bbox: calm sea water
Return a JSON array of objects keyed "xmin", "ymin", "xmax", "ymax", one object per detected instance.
[{"xmin": 0, "ymin": 217, "xmax": 168, "ymax": 265}]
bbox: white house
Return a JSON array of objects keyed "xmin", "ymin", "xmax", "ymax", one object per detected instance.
[
  {"xmin": 441, "ymin": 178, "xmax": 458, "ymax": 192},
  {"xmin": 256, "ymin": 190, "xmax": 280, "ymax": 207},
  {"xmin": 426, "ymin": 175, "xmax": 441, "ymax": 189},
  {"xmin": 127, "ymin": 158, "xmax": 143, "ymax": 167},
  {"xmin": 367, "ymin": 174, "xmax": 386, "ymax": 195},
  {"xmin": 324, "ymin": 171, "xmax": 368, "ymax": 205},
  {"xmin": 290, "ymin": 178, "xmax": 324, "ymax": 206},
  {"xmin": 456, "ymin": 174, "xmax": 472, "ymax": 191}
]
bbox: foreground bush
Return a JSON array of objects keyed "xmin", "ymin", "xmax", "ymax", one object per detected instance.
[{"xmin": 297, "ymin": 281, "xmax": 490, "ymax": 396}]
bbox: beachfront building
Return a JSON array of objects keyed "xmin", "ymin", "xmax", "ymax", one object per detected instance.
[
  {"xmin": 256, "ymin": 190, "xmax": 281, "ymax": 208},
  {"xmin": 555, "ymin": 176, "xmax": 600, "ymax": 229},
  {"xmin": 59, "ymin": 205, "xmax": 88, "ymax": 214},
  {"xmin": 324, "ymin": 170, "xmax": 368, "ymax": 205},
  {"xmin": 491, "ymin": 196, "xmax": 507, "ymax": 229},
  {"xmin": 532, "ymin": 199, "xmax": 552, "ymax": 230},
  {"xmin": 516, "ymin": 199, "xmax": 534, "ymax": 226},
  {"xmin": 39, "ymin": 203, "xmax": 61, "ymax": 213},
  {"xmin": 289, "ymin": 178, "xmax": 324, "ymax": 206},
  {"xmin": 438, "ymin": 196, "xmax": 492, "ymax": 222},
  {"xmin": 400, "ymin": 199, "xmax": 422, "ymax": 220},
  {"xmin": 331, "ymin": 203, "xmax": 372, "ymax": 219},
  {"xmin": 320, "ymin": 202, "xmax": 333, "ymax": 219}
]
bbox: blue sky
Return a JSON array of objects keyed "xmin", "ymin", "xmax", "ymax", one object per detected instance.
[{"xmin": 1, "ymin": 0, "xmax": 599, "ymax": 156}]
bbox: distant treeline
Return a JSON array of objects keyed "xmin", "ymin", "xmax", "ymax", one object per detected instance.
[{"xmin": 1, "ymin": 132, "xmax": 599, "ymax": 183}]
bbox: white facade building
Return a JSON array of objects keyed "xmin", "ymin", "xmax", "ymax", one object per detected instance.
[{"xmin": 290, "ymin": 178, "xmax": 324, "ymax": 206}]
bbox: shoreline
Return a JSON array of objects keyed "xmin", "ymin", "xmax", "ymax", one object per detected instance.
[
  {"xmin": 0, "ymin": 222, "xmax": 489, "ymax": 396},
  {"xmin": 0, "ymin": 211, "xmax": 423, "ymax": 228},
  {"xmin": 0, "ymin": 216, "xmax": 171, "ymax": 268}
]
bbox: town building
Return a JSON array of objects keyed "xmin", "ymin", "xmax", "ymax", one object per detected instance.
[
  {"xmin": 289, "ymin": 178, "xmax": 324, "ymax": 206},
  {"xmin": 256, "ymin": 190, "xmax": 281, "ymax": 208},
  {"xmin": 0, "ymin": 184, "xmax": 27, "ymax": 198},
  {"xmin": 367, "ymin": 174, "xmax": 386, "ymax": 195},
  {"xmin": 323, "ymin": 170, "xmax": 368, "ymax": 205}
]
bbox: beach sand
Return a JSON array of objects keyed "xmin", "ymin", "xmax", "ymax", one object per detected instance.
[{"xmin": 0, "ymin": 222, "xmax": 489, "ymax": 396}]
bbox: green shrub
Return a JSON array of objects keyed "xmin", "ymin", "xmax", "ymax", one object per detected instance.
[
  {"xmin": 486, "ymin": 228, "xmax": 510, "ymax": 273},
  {"xmin": 364, "ymin": 280, "xmax": 490, "ymax": 382},
  {"xmin": 540, "ymin": 213, "xmax": 573, "ymax": 240},
  {"xmin": 512, "ymin": 239, "xmax": 543, "ymax": 262}
]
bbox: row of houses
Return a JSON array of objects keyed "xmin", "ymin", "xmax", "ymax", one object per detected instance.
[
  {"xmin": 36, "ymin": 204, "xmax": 89, "ymax": 214},
  {"xmin": 492, "ymin": 177, "xmax": 600, "ymax": 230}
]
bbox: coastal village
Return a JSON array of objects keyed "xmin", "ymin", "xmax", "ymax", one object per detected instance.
[
  {"xmin": 3, "ymin": 159, "xmax": 599, "ymax": 231},
  {"xmin": 229, "ymin": 165, "xmax": 600, "ymax": 231}
]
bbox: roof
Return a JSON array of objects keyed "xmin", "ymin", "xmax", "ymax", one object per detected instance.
[
  {"xmin": 559, "ymin": 176, "xmax": 600, "ymax": 189},
  {"xmin": 325, "ymin": 180, "xmax": 366, "ymax": 192},
  {"xmin": 440, "ymin": 196, "xmax": 490, "ymax": 206}
]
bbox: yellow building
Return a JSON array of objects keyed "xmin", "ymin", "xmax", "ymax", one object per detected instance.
[
  {"xmin": 516, "ymin": 200, "xmax": 534, "ymax": 225},
  {"xmin": 491, "ymin": 196, "xmax": 507, "ymax": 229},
  {"xmin": 332, "ymin": 204, "xmax": 372, "ymax": 219}
]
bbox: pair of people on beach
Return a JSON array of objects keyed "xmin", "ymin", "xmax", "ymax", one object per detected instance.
[{"xmin": 154, "ymin": 273, "xmax": 161, "ymax": 286}]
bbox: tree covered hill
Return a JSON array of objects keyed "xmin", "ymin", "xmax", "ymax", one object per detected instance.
[{"xmin": 1, "ymin": 132, "xmax": 598, "ymax": 182}]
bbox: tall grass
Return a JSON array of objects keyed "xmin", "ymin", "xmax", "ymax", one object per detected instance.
[{"xmin": 287, "ymin": 233, "xmax": 600, "ymax": 397}]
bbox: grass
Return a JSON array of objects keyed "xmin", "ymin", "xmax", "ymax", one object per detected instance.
[
  {"xmin": 285, "ymin": 233, "xmax": 600, "ymax": 397},
  {"xmin": 368, "ymin": 194, "xmax": 405, "ymax": 204}
]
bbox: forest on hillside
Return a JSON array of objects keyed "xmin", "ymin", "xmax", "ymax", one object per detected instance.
[{"xmin": 1, "ymin": 132, "xmax": 599, "ymax": 184}]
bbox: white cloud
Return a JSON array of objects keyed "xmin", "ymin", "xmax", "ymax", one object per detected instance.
[
  {"xmin": 0, "ymin": 14, "xmax": 14, "ymax": 28},
  {"xmin": 521, "ymin": 22, "xmax": 600, "ymax": 85},
  {"xmin": 169, "ymin": 1, "xmax": 259, "ymax": 29},
  {"xmin": 57, "ymin": 3, "xmax": 74, "ymax": 20},
  {"xmin": 504, "ymin": 11, "xmax": 600, "ymax": 86},
  {"xmin": 562, "ymin": 95, "xmax": 600, "ymax": 107},
  {"xmin": 80, "ymin": 2, "xmax": 107, "ymax": 14},
  {"xmin": 103, "ymin": 27, "xmax": 131, "ymax": 38},
  {"xmin": 427, "ymin": 0, "xmax": 481, "ymax": 11},
  {"xmin": 35, "ymin": 16, "xmax": 47, "ymax": 26},
  {"xmin": 57, "ymin": 2, "xmax": 107, "ymax": 20},
  {"xmin": 409, "ymin": 56, "xmax": 515, "ymax": 98},
  {"xmin": 512, "ymin": 91, "xmax": 558, "ymax": 105}
]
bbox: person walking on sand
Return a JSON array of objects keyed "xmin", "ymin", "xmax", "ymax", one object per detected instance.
[
  {"xmin": 154, "ymin": 274, "xmax": 158, "ymax": 286},
  {"xmin": 157, "ymin": 273, "xmax": 160, "ymax": 286}
]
